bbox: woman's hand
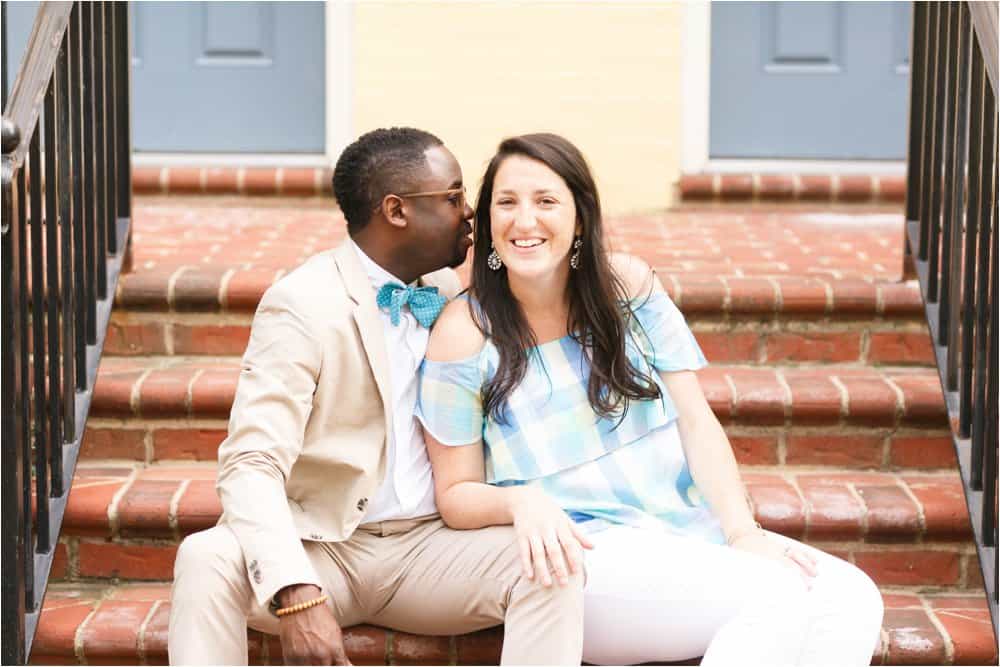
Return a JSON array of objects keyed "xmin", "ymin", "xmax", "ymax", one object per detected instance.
[
  {"xmin": 508, "ymin": 486, "xmax": 594, "ymax": 587},
  {"xmin": 730, "ymin": 531, "xmax": 819, "ymax": 585}
]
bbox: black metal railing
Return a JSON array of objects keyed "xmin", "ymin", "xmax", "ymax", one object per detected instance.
[
  {"xmin": 903, "ymin": 0, "xmax": 998, "ymax": 633},
  {"xmin": 1, "ymin": 2, "xmax": 132, "ymax": 663}
]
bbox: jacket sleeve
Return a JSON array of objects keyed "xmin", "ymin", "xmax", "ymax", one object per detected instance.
[{"xmin": 215, "ymin": 289, "xmax": 324, "ymax": 607}]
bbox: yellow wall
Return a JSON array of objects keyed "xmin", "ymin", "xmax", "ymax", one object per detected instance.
[{"xmin": 352, "ymin": 2, "xmax": 683, "ymax": 215}]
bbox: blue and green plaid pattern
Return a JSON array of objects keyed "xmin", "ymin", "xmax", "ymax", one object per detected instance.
[
  {"xmin": 376, "ymin": 283, "xmax": 447, "ymax": 328},
  {"xmin": 416, "ymin": 292, "xmax": 725, "ymax": 542}
]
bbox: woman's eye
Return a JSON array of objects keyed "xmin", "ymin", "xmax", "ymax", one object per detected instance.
[
  {"xmin": 539, "ymin": 198, "xmax": 557, "ymax": 206},
  {"xmin": 495, "ymin": 199, "xmax": 514, "ymax": 206}
]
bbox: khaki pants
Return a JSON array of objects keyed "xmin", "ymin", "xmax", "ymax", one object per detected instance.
[{"xmin": 168, "ymin": 517, "xmax": 583, "ymax": 665}]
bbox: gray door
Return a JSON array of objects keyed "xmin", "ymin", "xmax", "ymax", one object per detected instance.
[
  {"xmin": 5, "ymin": 2, "xmax": 325, "ymax": 153},
  {"xmin": 710, "ymin": 1, "xmax": 911, "ymax": 159}
]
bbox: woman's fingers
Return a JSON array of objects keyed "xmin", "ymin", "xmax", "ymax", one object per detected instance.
[
  {"xmin": 557, "ymin": 526, "xmax": 583, "ymax": 575},
  {"xmin": 544, "ymin": 532, "xmax": 571, "ymax": 585},
  {"xmin": 529, "ymin": 535, "xmax": 552, "ymax": 586},
  {"xmin": 518, "ymin": 535, "xmax": 534, "ymax": 580},
  {"xmin": 569, "ymin": 520, "xmax": 595, "ymax": 550},
  {"xmin": 787, "ymin": 548, "xmax": 819, "ymax": 578}
]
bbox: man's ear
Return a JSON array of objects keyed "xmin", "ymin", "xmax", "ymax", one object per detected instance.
[{"xmin": 380, "ymin": 194, "xmax": 408, "ymax": 229}]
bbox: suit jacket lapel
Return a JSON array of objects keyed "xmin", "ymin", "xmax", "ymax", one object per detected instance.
[{"xmin": 333, "ymin": 243, "xmax": 394, "ymax": 439}]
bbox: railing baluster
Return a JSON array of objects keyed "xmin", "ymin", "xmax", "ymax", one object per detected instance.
[
  {"xmin": 960, "ymin": 45, "xmax": 986, "ymax": 439},
  {"xmin": 43, "ymin": 61, "xmax": 64, "ymax": 501},
  {"xmin": 929, "ymin": 2, "xmax": 954, "ymax": 302},
  {"xmin": 942, "ymin": 6, "xmax": 971, "ymax": 380},
  {"xmin": 16, "ymin": 161, "xmax": 33, "ymax": 617},
  {"xmin": 971, "ymin": 81, "xmax": 996, "ymax": 492},
  {"xmin": 103, "ymin": 2, "xmax": 118, "ymax": 254},
  {"xmin": 919, "ymin": 3, "xmax": 941, "ymax": 260},
  {"xmin": 80, "ymin": 2, "xmax": 98, "ymax": 343},
  {"xmin": 983, "ymin": 121, "xmax": 997, "ymax": 547},
  {"xmin": 93, "ymin": 2, "xmax": 108, "ymax": 289},
  {"xmin": 115, "ymin": 1, "xmax": 131, "ymax": 224},
  {"xmin": 57, "ymin": 24, "xmax": 76, "ymax": 445}
]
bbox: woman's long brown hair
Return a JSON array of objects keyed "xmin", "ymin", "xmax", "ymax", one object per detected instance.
[{"xmin": 471, "ymin": 133, "xmax": 661, "ymax": 424}]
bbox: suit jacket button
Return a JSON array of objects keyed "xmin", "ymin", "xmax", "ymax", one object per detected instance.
[
  {"xmin": 357, "ymin": 498, "xmax": 368, "ymax": 512},
  {"xmin": 310, "ymin": 533, "xmax": 323, "ymax": 540}
]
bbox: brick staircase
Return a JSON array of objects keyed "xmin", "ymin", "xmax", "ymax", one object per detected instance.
[{"xmin": 30, "ymin": 196, "xmax": 997, "ymax": 665}]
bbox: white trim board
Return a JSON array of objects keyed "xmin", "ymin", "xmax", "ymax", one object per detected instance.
[
  {"xmin": 704, "ymin": 159, "xmax": 906, "ymax": 174},
  {"xmin": 132, "ymin": 153, "xmax": 331, "ymax": 168}
]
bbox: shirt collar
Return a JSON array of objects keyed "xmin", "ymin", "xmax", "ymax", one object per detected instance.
[{"xmin": 349, "ymin": 238, "xmax": 413, "ymax": 291}]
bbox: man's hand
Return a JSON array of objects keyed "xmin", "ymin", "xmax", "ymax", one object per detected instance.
[{"xmin": 276, "ymin": 584, "xmax": 352, "ymax": 665}]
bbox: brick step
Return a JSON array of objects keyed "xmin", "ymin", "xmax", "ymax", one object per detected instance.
[
  {"xmin": 678, "ymin": 172, "xmax": 906, "ymax": 204},
  {"xmin": 104, "ymin": 309, "xmax": 934, "ymax": 367},
  {"xmin": 31, "ymin": 583, "xmax": 996, "ymax": 666},
  {"xmin": 50, "ymin": 464, "xmax": 980, "ymax": 590}
]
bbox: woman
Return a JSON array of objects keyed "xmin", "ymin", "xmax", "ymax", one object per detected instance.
[{"xmin": 416, "ymin": 133, "xmax": 883, "ymax": 665}]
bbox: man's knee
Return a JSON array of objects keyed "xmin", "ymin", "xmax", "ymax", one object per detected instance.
[{"xmin": 174, "ymin": 526, "xmax": 245, "ymax": 584}]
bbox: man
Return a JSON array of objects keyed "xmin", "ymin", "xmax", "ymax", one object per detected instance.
[{"xmin": 168, "ymin": 128, "xmax": 584, "ymax": 666}]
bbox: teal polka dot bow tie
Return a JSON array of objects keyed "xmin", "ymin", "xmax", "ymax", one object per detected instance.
[{"xmin": 375, "ymin": 283, "xmax": 447, "ymax": 328}]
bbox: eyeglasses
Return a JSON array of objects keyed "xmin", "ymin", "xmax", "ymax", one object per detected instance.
[{"xmin": 395, "ymin": 186, "xmax": 468, "ymax": 210}]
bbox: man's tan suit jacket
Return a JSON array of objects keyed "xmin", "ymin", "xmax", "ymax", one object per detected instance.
[{"xmin": 215, "ymin": 242, "xmax": 462, "ymax": 607}]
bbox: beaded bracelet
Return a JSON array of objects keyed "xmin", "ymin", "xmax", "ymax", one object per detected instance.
[
  {"xmin": 275, "ymin": 594, "xmax": 329, "ymax": 617},
  {"xmin": 726, "ymin": 521, "xmax": 765, "ymax": 546}
]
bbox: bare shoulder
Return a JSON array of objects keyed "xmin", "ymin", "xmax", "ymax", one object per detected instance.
[
  {"xmin": 426, "ymin": 296, "xmax": 487, "ymax": 362},
  {"xmin": 608, "ymin": 252, "xmax": 665, "ymax": 300}
]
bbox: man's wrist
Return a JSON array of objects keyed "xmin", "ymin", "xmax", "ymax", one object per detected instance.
[{"xmin": 275, "ymin": 583, "xmax": 323, "ymax": 609}]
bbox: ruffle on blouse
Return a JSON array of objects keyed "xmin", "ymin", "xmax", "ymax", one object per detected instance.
[{"xmin": 416, "ymin": 291, "xmax": 707, "ymax": 484}]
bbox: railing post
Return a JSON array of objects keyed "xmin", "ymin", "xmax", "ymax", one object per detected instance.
[{"xmin": 2, "ymin": 117, "xmax": 28, "ymax": 667}]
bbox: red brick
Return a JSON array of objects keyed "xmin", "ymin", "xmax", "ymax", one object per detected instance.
[
  {"xmin": 175, "ymin": 480, "xmax": 223, "ymax": 535},
  {"xmin": 152, "ymin": 428, "xmax": 225, "ymax": 461},
  {"xmin": 936, "ymin": 608, "xmax": 999, "ymax": 665},
  {"xmin": 745, "ymin": 479, "xmax": 807, "ymax": 538},
  {"xmin": 77, "ymin": 542, "xmax": 178, "ymax": 580},
  {"xmin": 854, "ymin": 550, "xmax": 960, "ymax": 586},
  {"xmin": 783, "ymin": 371, "xmax": 842, "ymax": 424},
  {"xmin": 829, "ymin": 279, "xmax": 878, "ymax": 314},
  {"xmin": 173, "ymin": 267, "xmax": 229, "ymax": 312},
  {"xmin": 904, "ymin": 477, "xmax": 973, "ymax": 540},
  {"xmin": 838, "ymin": 175, "xmax": 875, "ymax": 202},
  {"xmin": 138, "ymin": 367, "xmax": 195, "ymax": 418},
  {"xmin": 966, "ymin": 555, "xmax": 985, "ymax": 589},
  {"xmin": 679, "ymin": 173, "xmax": 715, "ymax": 200},
  {"xmin": 189, "ymin": 369, "xmax": 237, "ymax": 418},
  {"xmin": 166, "ymin": 167, "xmax": 202, "ymax": 194},
  {"xmin": 132, "ymin": 167, "xmax": 163, "ymax": 194},
  {"xmin": 726, "ymin": 278, "xmax": 779, "ymax": 313},
  {"xmin": 878, "ymin": 175, "xmax": 907, "ymax": 202},
  {"xmin": 758, "ymin": 174, "xmax": 795, "ymax": 200},
  {"xmin": 698, "ymin": 368, "xmax": 734, "ymax": 422},
  {"xmin": 890, "ymin": 374, "xmax": 948, "ymax": 426},
  {"xmin": 138, "ymin": 600, "xmax": 171, "ymax": 662},
  {"xmin": 927, "ymin": 594, "xmax": 991, "ymax": 610},
  {"xmin": 81, "ymin": 427, "xmax": 147, "ymax": 461},
  {"xmin": 244, "ymin": 168, "xmax": 278, "ymax": 196},
  {"xmin": 855, "ymin": 484, "xmax": 922, "ymax": 540},
  {"xmin": 50, "ymin": 541, "xmax": 70, "ymax": 580},
  {"xmin": 773, "ymin": 277, "xmax": 829, "ymax": 314},
  {"xmin": 223, "ymin": 268, "xmax": 279, "ymax": 311},
  {"xmin": 104, "ymin": 320, "xmax": 167, "ymax": 356},
  {"xmin": 889, "ymin": 435, "xmax": 956, "ymax": 469},
  {"xmin": 91, "ymin": 364, "xmax": 145, "ymax": 418},
  {"xmin": 393, "ymin": 632, "xmax": 451, "ymax": 665},
  {"xmin": 765, "ymin": 332, "xmax": 862, "ymax": 363},
  {"xmin": 32, "ymin": 594, "xmax": 99, "ymax": 660},
  {"xmin": 674, "ymin": 276, "xmax": 726, "ymax": 313},
  {"xmin": 455, "ymin": 627, "xmax": 504, "ymax": 666},
  {"xmin": 116, "ymin": 268, "xmax": 176, "ymax": 310},
  {"xmin": 878, "ymin": 281, "xmax": 924, "ymax": 316},
  {"xmin": 64, "ymin": 468, "xmax": 133, "ymax": 537},
  {"xmin": 343, "ymin": 626, "xmax": 390, "ymax": 664},
  {"xmin": 786, "ymin": 434, "xmax": 882, "ymax": 468},
  {"xmin": 203, "ymin": 167, "xmax": 239, "ymax": 194},
  {"xmin": 730, "ymin": 435, "xmax": 779, "ymax": 465},
  {"xmin": 79, "ymin": 600, "xmax": 155, "ymax": 664},
  {"xmin": 799, "ymin": 174, "xmax": 834, "ymax": 201},
  {"xmin": 117, "ymin": 479, "xmax": 181, "ymax": 537},
  {"xmin": 695, "ymin": 331, "xmax": 758, "ymax": 363},
  {"xmin": 318, "ymin": 168, "xmax": 335, "ymax": 195},
  {"xmin": 283, "ymin": 168, "xmax": 320, "ymax": 196},
  {"xmin": 869, "ymin": 331, "xmax": 934, "ymax": 365},
  {"xmin": 172, "ymin": 323, "xmax": 251, "ymax": 356},
  {"xmin": 797, "ymin": 478, "xmax": 864, "ymax": 539},
  {"xmin": 840, "ymin": 376, "xmax": 899, "ymax": 426},
  {"xmin": 882, "ymin": 609, "xmax": 946, "ymax": 665},
  {"xmin": 719, "ymin": 174, "xmax": 753, "ymax": 200},
  {"xmin": 729, "ymin": 369, "xmax": 786, "ymax": 425},
  {"xmin": 882, "ymin": 592, "xmax": 922, "ymax": 608}
]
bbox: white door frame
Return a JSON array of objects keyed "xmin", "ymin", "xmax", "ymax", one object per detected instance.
[{"xmin": 680, "ymin": 1, "xmax": 904, "ymax": 174}]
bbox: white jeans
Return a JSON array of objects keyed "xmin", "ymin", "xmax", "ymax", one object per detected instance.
[{"xmin": 582, "ymin": 526, "xmax": 884, "ymax": 666}]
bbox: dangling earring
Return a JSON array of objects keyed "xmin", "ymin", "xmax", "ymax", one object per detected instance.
[
  {"xmin": 569, "ymin": 237, "xmax": 583, "ymax": 270},
  {"xmin": 487, "ymin": 243, "xmax": 503, "ymax": 271}
]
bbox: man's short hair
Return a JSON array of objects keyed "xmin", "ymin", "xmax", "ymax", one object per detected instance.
[{"xmin": 332, "ymin": 127, "xmax": 444, "ymax": 234}]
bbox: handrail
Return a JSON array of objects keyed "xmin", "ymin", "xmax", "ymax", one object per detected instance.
[
  {"xmin": 1, "ymin": 2, "xmax": 132, "ymax": 663},
  {"xmin": 903, "ymin": 0, "xmax": 998, "ymax": 635}
]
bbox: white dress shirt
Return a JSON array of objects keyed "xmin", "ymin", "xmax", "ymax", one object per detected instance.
[{"xmin": 351, "ymin": 240, "xmax": 438, "ymax": 523}]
